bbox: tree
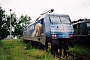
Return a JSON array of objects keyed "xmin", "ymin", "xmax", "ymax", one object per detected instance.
[
  {"xmin": 4, "ymin": 13, "xmax": 31, "ymax": 38},
  {"xmin": 14, "ymin": 14, "xmax": 31, "ymax": 37},
  {"xmin": 0, "ymin": 6, "xmax": 7, "ymax": 39},
  {"xmin": 0, "ymin": 6, "xmax": 32, "ymax": 39},
  {"xmin": 19, "ymin": 14, "xmax": 31, "ymax": 27}
]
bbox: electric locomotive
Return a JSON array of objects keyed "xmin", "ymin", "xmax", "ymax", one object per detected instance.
[{"xmin": 23, "ymin": 9, "xmax": 74, "ymax": 57}]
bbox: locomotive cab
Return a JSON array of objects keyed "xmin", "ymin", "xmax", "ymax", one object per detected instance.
[{"xmin": 43, "ymin": 14, "xmax": 74, "ymax": 38}]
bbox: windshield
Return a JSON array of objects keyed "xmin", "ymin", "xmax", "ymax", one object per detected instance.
[
  {"xmin": 60, "ymin": 16, "xmax": 70, "ymax": 23},
  {"xmin": 49, "ymin": 16, "xmax": 70, "ymax": 24},
  {"xmin": 49, "ymin": 16, "xmax": 60, "ymax": 24}
]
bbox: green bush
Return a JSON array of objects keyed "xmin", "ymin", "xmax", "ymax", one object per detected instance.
[{"xmin": 68, "ymin": 45, "xmax": 90, "ymax": 55}]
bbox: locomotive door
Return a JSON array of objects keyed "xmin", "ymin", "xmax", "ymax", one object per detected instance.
[
  {"xmin": 36, "ymin": 18, "xmax": 44, "ymax": 37},
  {"xmin": 36, "ymin": 18, "xmax": 45, "ymax": 45},
  {"xmin": 40, "ymin": 18, "xmax": 45, "ymax": 44}
]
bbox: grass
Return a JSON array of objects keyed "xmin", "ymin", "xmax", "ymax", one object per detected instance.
[
  {"xmin": 68, "ymin": 44, "xmax": 90, "ymax": 56},
  {"xmin": 0, "ymin": 39, "xmax": 55, "ymax": 60},
  {"xmin": 0, "ymin": 39, "xmax": 90, "ymax": 60}
]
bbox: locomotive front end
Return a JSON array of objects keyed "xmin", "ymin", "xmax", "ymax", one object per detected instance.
[
  {"xmin": 51, "ymin": 24, "xmax": 74, "ymax": 39},
  {"xmin": 49, "ymin": 15, "xmax": 74, "ymax": 39}
]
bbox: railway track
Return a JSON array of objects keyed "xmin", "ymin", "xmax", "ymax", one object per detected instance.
[
  {"xmin": 73, "ymin": 54, "xmax": 90, "ymax": 60},
  {"xmin": 50, "ymin": 53, "xmax": 90, "ymax": 60},
  {"xmin": 54, "ymin": 52, "xmax": 90, "ymax": 60}
]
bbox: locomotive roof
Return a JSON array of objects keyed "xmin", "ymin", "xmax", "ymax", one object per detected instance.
[
  {"xmin": 27, "ymin": 13, "xmax": 70, "ymax": 27},
  {"xmin": 71, "ymin": 19, "xmax": 90, "ymax": 25},
  {"xmin": 38, "ymin": 13, "xmax": 69, "ymax": 20},
  {"xmin": 47, "ymin": 13, "xmax": 69, "ymax": 16}
]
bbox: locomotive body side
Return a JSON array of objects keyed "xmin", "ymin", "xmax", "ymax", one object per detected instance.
[{"xmin": 23, "ymin": 18, "xmax": 46, "ymax": 45}]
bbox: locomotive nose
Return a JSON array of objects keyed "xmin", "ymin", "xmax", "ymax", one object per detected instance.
[{"xmin": 51, "ymin": 24, "xmax": 74, "ymax": 38}]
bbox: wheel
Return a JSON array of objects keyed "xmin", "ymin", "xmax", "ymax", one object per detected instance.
[
  {"xmin": 38, "ymin": 42, "xmax": 41, "ymax": 49},
  {"xmin": 34, "ymin": 42, "xmax": 38, "ymax": 49}
]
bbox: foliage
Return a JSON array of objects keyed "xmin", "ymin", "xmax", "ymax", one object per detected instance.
[
  {"xmin": 0, "ymin": 6, "xmax": 7, "ymax": 39},
  {"xmin": 14, "ymin": 14, "xmax": 31, "ymax": 37},
  {"xmin": 5, "ymin": 13, "xmax": 31, "ymax": 37},
  {"xmin": 0, "ymin": 6, "xmax": 31, "ymax": 39},
  {"xmin": 68, "ymin": 45, "xmax": 90, "ymax": 55},
  {"xmin": 19, "ymin": 14, "xmax": 31, "ymax": 27}
]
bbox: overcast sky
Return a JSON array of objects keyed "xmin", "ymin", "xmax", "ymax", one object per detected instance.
[{"xmin": 0, "ymin": 0, "xmax": 90, "ymax": 21}]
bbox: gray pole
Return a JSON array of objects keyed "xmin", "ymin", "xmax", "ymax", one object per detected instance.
[{"xmin": 10, "ymin": 9, "xmax": 12, "ymax": 39}]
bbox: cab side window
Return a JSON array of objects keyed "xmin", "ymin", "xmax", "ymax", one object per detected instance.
[{"xmin": 41, "ymin": 18, "xmax": 44, "ymax": 24}]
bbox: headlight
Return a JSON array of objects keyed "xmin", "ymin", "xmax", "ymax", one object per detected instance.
[
  {"xmin": 52, "ymin": 34, "xmax": 57, "ymax": 37},
  {"xmin": 69, "ymin": 34, "xmax": 74, "ymax": 38}
]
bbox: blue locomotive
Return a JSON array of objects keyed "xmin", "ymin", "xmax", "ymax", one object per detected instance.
[{"xmin": 23, "ymin": 9, "xmax": 74, "ymax": 57}]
